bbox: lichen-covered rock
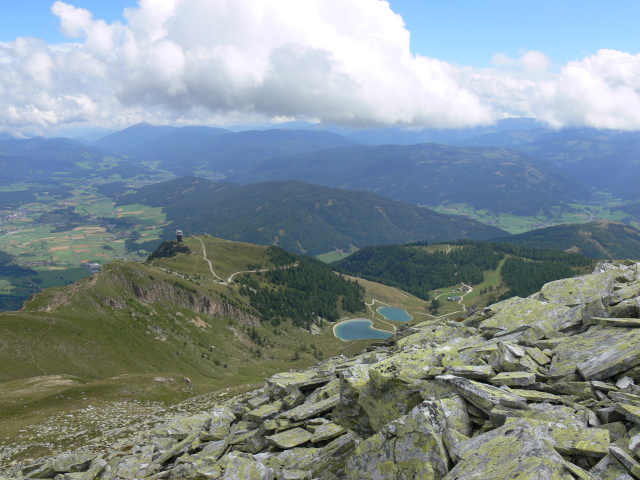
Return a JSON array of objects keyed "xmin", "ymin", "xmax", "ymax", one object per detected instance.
[
  {"xmin": 245, "ymin": 401, "xmax": 283, "ymax": 423},
  {"xmin": 209, "ymin": 406, "xmax": 237, "ymax": 440},
  {"xmin": 547, "ymin": 326, "xmax": 640, "ymax": 380},
  {"xmin": 266, "ymin": 371, "xmax": 335, "ymax": 399},
  {"xmin": 267, "ymin": 428, "xmax": 313, "ymax": 449},
  {"xmin": 439, "ymin": 395, "xmax": 473, "ymax": 437},
  {"xmin": 609, "ymin": 445, "xmax": 640, "ymax": 478},
  {"xmin": 284, "ymin": 395, "xmax": 339, "ymax": 422},
  {"xmin": 437, "ymin": 375, "xmax": 529, "ymax": 414},
  {"xmin": 491, "ymin": 372, "xmax": 536, "ymax": 387},
  {"xmin": 503, "ymin": 418, "xmax": 610, "ymax": 457},
  {"xmin": 445, "ymin": 420, "xmax": 573, "ymax": 479},
  {"xmin": 52, "ymin": 453, "xmax": 96, "ymax": 473},
  {"xmin": 346, "ymin": 401, "xmax": 450, "ymax": 480},
  {"xmin": 479, "ymin": 297, "xmax": 580, "ymax": 340},
  {"xmin": 590, "ymin": 454, "xmax": 635, "ymax": 480},
  {"xmin": 222, "ymin": 452, "xmax": 274, "ymax": 480},
  {"xmin": 331, "ymin": 364, "xmax": 372, "ymax": 436},
  {"xmin": 445, "ymin": 365, "xmax": 494, "ymax": 381},
  {"xmin": 10, "ymin": 261, "xmax": 640, "ymax": 480},
  {"xmin": 310, "ymin": 423, "xmax": 345, "ymax": 444},
  {"xmin": 615, "ymin": 403, "xmax": 640, "ymax": 426},
  {"xmin": 541, "ymin": 271, "xmax": 615, "ymax": 306}
]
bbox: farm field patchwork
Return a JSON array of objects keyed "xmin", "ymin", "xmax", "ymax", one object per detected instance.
[
  {"xmin": 0, "ymin": 184, "xmax": 171, "ymax": 311},
  {"xmin": 432, "ymin": 200, "xmax": 632, "ymax": 234}
]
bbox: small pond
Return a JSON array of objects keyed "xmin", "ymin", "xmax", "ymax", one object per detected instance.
[
  {"xmin": 334, "ymin": 319, "xmax": 393, "ymax": 341},
  {"xmin": 377, "ymin": 307, "xmax": 413, "ymax": 322}
]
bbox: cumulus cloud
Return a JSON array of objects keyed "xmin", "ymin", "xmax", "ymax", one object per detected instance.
[{"xmin": 0, "ymin": 0, "xmax": 639, "ymax": 134}]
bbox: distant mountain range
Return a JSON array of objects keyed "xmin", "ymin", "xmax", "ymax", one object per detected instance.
[
  {"xmin": 457, "ymin": 127, "xmax": 640, "ymax": 201},
  {"xmin": 0, "ymin": 136, "xmax": 145, "ymax": 185},
  {"xmin": 3, "ymin": 121, "xmax": 640, "ymax": 221},
  {"xmin": 492, "ymin": 221, "xmax": 640, "ymax": 260},
  {"xmin": 93, "ymin": 124, "xmax": 601, "ymax": 216},
  {"xmin": 94, "ymin": 123, "xmax": 359, "ymax": 176},
  {"xmin": 228, "ymin": 143, "xmax": 591, "ymax": 216},
  {"xmin": 115, "ymin": 176, "xmax": 507, "ymax": 256}
]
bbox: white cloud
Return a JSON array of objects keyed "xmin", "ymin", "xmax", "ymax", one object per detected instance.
[{"xmin": 0, "ymin": 1, "xmax": 639, "ymax": 134}]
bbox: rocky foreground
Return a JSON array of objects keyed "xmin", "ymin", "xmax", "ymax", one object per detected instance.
[{"xmin": 5, "ymin": 261, "xmax": 640, "ymax": 479}]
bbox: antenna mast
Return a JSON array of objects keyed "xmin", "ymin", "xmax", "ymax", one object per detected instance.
[{"xmin": 187, "ymin": 215, "xmax": 191, "ymax": 237}]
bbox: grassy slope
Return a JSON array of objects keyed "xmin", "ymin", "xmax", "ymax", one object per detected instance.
[{"xmin": 1, "ymin": 236, "xmax": 421, "ymax": 459}]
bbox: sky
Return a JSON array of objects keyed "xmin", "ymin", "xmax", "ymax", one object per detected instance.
[{"xmin": 0, "ymin": 0, "xmax": 639, "ymax": 134}]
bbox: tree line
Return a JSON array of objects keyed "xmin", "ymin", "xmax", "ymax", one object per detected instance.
[
  {"xmin": 334, "ymin": 240, "xmax": 595, "ymax": 301},
  {"xmin": 237, "ymin": 248, "xmax": 365, "ymax": 328}
]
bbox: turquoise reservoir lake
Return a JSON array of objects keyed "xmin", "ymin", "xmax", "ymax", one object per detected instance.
[
  {"xmin": 334, "ymin": 319, "xmax": 393, "ymax": 341},
  {"xmin": 378, "ymin": 307, "xmax": 412, "ymax": 322}
]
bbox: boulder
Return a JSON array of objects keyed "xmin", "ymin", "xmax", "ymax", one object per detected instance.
[
  {"xmin": 445, "ymin": 420, "xmax": 572, "ymax": 479},
  {"xmin": 346, "ymin": 401, "xmax": 450, "ymax": 480},
  {"xmin": 540, "ymin": 271, "xmax": 615, "ymax": 306},
  {"xmin": 479, "ymin": 297, "xmax": 579, "ymax": 340}
]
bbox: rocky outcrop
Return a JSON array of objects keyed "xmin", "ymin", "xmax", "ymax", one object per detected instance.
[
  {"xmin": 6, "ymin": 260, "xmax": 640, "ymax": 479},
  {"xmin": 132, "ymin": 281, "xmax": 260, "ymax": 327}
]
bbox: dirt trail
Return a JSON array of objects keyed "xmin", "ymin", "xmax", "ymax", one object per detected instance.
[
  {"xmin": 47, "ymin": 274, "xmax": 98, "ymax": 313},
  {"xmin": 197, "ymin": 238, "xmax": 225, "ymax": 283},
  {"xmin": 363, "ymin": 299, "xmax": 398, "ymax": 332},
  {"xmin": 227, "ymin": 263, "xmax": 298, "ymax": 284}
]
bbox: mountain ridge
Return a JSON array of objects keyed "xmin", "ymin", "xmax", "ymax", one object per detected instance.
[{"xmin": 114, "ymin": 176, "xmax": 508, "ymax": 256}]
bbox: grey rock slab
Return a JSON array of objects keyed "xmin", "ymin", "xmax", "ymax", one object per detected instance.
[
  {"xmin": 588, "ymin": 317, "xmax": 640, "ymax": 328},
  {"xmin": 593, "ymin": 380, "xmax": 619, "ymax": 392},
  {"xmin": 479, "ymin": 297, "xmax": 579, "ymax": 340},
  {"xmin": 284, "ymin": 394, "xmax": 339, "ymax": 422},
  {"xmin": 244, "ymin": 402, "xmax": 283, "ymax": 423},
  {"xmin": 209, "ymin": 406, "xmax": 236, "ymax": 440},
  {"xmin": 310, "ymin": 423, "xmax": 345, "ymax": 443},
  {"xmin": 164, "ymin": 412, "xmax": 212, "ymax": 439},
  {"xmin": 608, "ymin": 283, "xmax": 640, "ymax": 306},
  {"xmin": 609, "ymin": 445, "xmax": 640, "ymax": 478},
  {"xmin": 267, "ymin": 428, "xmax": 313, "ymax": 449},
  {"xmin": 436, "ymin": 374, "xmax": 529, "ymax": 414},
  {"xmin": 562, "ymin": 460, "xmax": 599, "ymax": 480},
  {"xmin": 446, "ymin": 420, "xmax": 572, "ymax": 479},
  {"xmin": 591, "ymin": 454, "xmax": 635, "ymax": 480},
  {"xmin": 222, "ymin": 452, "xmax": 274, "ymax": 480},
  {"xmin": 248, "ymin": 395, "xmax": 271, "ymax": 410},
  {"xmin": 491, "ymin": 371, "xmax": 536, "ymax": 387},
  {"xmin": 275, "ymin": 470, "xmax": 313, "ymax": 480},
  {"xmin": 508, "ymin": 389, "xmax": 562, "ymax": 403},
  {"xmin": 445, "ymin": 365, "xmax": 495, "ymax": 381},
  {"xmin": 440, "ymin": 395, "xmax": 473, "ymax": 437},
  {"xmin": 545, "ymin": 326, "xmax": 640, "ymax": 380},
  {"xmin": 266, "ymin": 371, "xmax": 334, "ymax": 398},
  {"xmin": 74, "ymin": 459, "xmax": 107, "ymax": 480},
  {"xmin": 168, "ymin": 457, "xmax": 223, "ymax": 480},
  {"xmin": 615, "ymin": 403, "xmax": 640, "ymax": 426},
  {"xmin": 277, "ymin": 432, "xmax": 356, "ymax": 477},
  {"xmin": 610, "ymin": 298, "xmax": 640, "ymax": 319},
  {"xmin": 525, "ymin": 346, "xmax": 552, "ymax": 366},
  {"xmin": 53, "ymin": 453, "xmax": 96, "ymax": 473},
  {"xmin": 489, "ymin": 403, "xmax": 585, "ymax": 430},
  {"xmin": 346, "ymin": 400, "xmax": 450, "ymax": 480},
  {"xmin": 540, "ymin": 271, "xmax": 615, "ymax": 306},
  {"xmin": 504, "ymin": 418, "xmax": 610, "ymax": 457}
]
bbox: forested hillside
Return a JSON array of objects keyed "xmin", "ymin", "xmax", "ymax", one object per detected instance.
[
  {"xmin": 228, "ymin": 143, "xmax": 591, "ymax": 216},
  {"xmin": 115, "ymin": 176, "xmax": 507, "ymax": 256},
  {"xmin": 492, "ymin": 221, "xmax": 640, "ymax": 259},
  {"xmin": 334, "ymin": 241, "xmax": 595, "ymax": 301},
  {"xmin": 237, "ymin": 248, "xmax": 365, "ymax": 326}
]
